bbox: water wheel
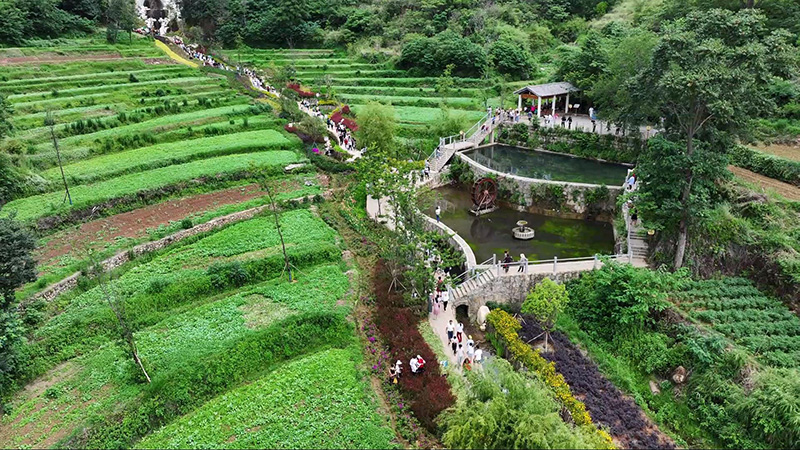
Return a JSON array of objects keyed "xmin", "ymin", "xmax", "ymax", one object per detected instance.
[{"xmin": 472, "ymin": 177, "xmax": 498, "ymax": 211}]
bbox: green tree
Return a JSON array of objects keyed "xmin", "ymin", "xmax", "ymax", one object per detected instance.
[
  {"xmin": 106, "ymin": 0, "xmax": 139, "ymax": 43},
  {"xmin": 354, "ymin": 101, "xmax": 396, "ymax": 157},
  {"xmin": 0, "ymin": 214, "xmax": 37, "ymax": 400},
  {"xmin": 298, "ymin": 114, "xmax": 327, "ymax": 143},
  {"xmin": 521, "ymin": 278, "xmax": 569, "ymax": 352},
  {"xmin": 0, "ymin": 95, "xmax": 13, "ymax": 139},
  {"xmin": 441, "ymin": 359, "xmax": 610, "ymax": 449},
  {"xmin": 435, "ymin": 64, "xmax": 455, "ymax": 107},
  {"xmin": 555, "ymin": 31, "xmax": 607, "ymax": 92},
  {"xmin": 489, "ymin": 38, "xmax": 534, "ymax": 80},
  {"xmin": 0, "ymin": 2, "xmax": 26, "ymax": 46},
  {"xmin": 623, "ymin": 9, "xmax": 796, "ymax": 268}
]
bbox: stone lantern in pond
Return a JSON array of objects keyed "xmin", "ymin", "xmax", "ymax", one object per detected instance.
[{"xmin": 513, "ymin": 220, "xmax": 535, "ymax": 240}]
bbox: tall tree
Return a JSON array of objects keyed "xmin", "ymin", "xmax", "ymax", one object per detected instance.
[
  {"xmin": 621, "ymin": 9, "xmax": 796, "ymax": 268},
  {"xmin": 0, "ymin": 214, "xmax": 37, "ymax": 399},
  {"xmin": 354, "ymin": 101, "xmax": 396, "ymax": 157},
  {"xmin": 521, "ymin": 278, "xmax": 569, "ymax": 352},
  {"xmin": 106, "ymin": 0, "xmax": 138, "ymax": 43}
]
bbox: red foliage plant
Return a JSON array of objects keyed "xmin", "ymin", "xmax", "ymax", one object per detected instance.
[
  {"xmin": 372, "ymin": 260, "xmax": 454, "ymax": 432},
  {"xmin": 330, "ymin": 111, "xmax": 359, "ymax": 132},
  {"xmin": 286, "ymin": 82, "xmax": 315, "ymax": 98},
  {"xmin": 341, "ymin": 104, "xmax": 351, "ymax": 115}
]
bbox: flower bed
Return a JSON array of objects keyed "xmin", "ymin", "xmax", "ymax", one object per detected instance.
[
  {"xmin": 371, "ymin": 260, "xmax": 454, "ymax": 433},
  {"xmin": 519, "ymin": 316, "xmax": 676, "ymax": 449},
  {"xmin": 487, "ymin": 310, "xmax": 614, "ymax": 447}
]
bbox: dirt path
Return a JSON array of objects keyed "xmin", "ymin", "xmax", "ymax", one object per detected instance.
[
  {"xmin": 36, "ymin": 184, "xmax": 268, "ymax": 268},
  {"xmin": 729, "ymin": 165, "xmax": 800, "ymax": 201}
]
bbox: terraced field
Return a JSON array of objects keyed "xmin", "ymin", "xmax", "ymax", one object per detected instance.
[
  {"xmin": 218, "ymin": 47, "xmax": 538, "ymax": 150},
  {"xmin": 1, "ymin": 36, "xmax": 399, "ymax": 450},
  {"xmin": 1, "ymin": 211, "xmax": 395, "ymax": 449},
  {"xmin": 1, "ymin": 36, "xmax": 305, "ymax": 227}
]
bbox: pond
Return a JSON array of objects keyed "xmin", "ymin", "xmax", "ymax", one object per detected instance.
[
  {"xmin": 424, "ymin": 186, "xmax": 615, "ymax": 262},
  {"xmin": 462, "ymin": 144, "xmax": 629, "ymax": 186}
]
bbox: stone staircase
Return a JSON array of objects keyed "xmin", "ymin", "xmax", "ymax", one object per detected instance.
[
  {"xmin": 453, "ymin": 268, "xmax": 497, "ymax": 302},
  {"xmin": 628, "ymin": 228, "xmax": 649, "ymax": 259}
]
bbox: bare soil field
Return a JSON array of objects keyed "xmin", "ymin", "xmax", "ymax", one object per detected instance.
[{"xmin": 729, "ymin": 165, "xmax": 800, "ymax": 201}]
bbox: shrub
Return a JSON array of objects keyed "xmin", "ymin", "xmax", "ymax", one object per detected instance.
[
  {"xmin": 128, "ymin": 74, "xmax": 139, "ymax": 83},
  {"xmin": 207, "ymin": 261, "xmax": 251, "ymax": 289},
  {"xmin": 179, "ymin": 218, "xmax": 193, "ymax": 229}
]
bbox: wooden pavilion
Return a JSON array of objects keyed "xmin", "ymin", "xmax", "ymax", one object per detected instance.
[{"xmin": 514, "ymin": 82, "xmax": 580, "ymax": 117}]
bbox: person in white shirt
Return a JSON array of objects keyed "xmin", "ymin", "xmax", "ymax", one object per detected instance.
[
  {"xmin": 466, "ymin": 335, "xmax": 474, "ymax": 348},
  {"xmin": 446, "ymin": 320, "xmax": 455, "ymax": 341},
  {"xmin": 474, "ymin": 347, "xmax": 483, "ymax": 364},
  {"xmin": 457, "ymin": 322, "xmax": 464, "ymax": 341},
  {"xmin": 410, "ymin": 355, "xmax": 426, "ymax": 374},
  {"xmin": 394, "ymin": 360, "xmax": 402, "ymax": 377},
  {"xmin": 456, "ymin": 345, "xmax": 465, "ymax": 367},
  {"xmin": 466, "ymin": 345, "xmax": 475, "ymax": 364},
  {"xmin": 435, "ymin": 205, "xmax": 441, "ymax": 222}
]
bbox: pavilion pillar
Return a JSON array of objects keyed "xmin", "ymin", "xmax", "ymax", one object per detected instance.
[
  {"xmin": 537, "ymin": 96, "xmax": 542, "ymax": 117},
  {"xmin": 565, "ymin": 93, "xmax": 570, "ymax": 114},
  {"xmin": 517, "ymin": 94, "xmax": 522, "ymax": 111}
]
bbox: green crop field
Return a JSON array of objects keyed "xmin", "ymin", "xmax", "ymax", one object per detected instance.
[
  {"xmin": 3, "ymin": 151, "xmax": 305, "ymax": 222},
  {"xmin": 41, "ymin": 129, "xmax": 295, "ymax": 184},
  {"xmin": 138, "ymin": 347, "xmax": 398, "ymax": 449}
]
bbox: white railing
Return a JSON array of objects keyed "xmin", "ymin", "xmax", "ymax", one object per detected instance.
[
  {"xmin": 453, "ymin": 253, "xmax": 629, "ymax": 290},
  {"xmin": 426, "ymin": 112, "xmax": 491, "ymax": 170}
]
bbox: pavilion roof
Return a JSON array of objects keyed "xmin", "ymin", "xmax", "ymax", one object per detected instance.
[{"xmin": 513, "ymin": 82, "xmax": 579, "ymax": 97}]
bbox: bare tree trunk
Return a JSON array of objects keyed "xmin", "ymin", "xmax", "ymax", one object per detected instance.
[
  {"xmin": 674, "ymin": 134, "xmax": 696, "ymax": 269},
  {"xmin": 94, "ymin": 263, "xmax": 151, "ymax": 383},
  {"xmin": 264, "ymin": 184, "xmax": 293, "ymax": 282},
  {"xmin": 49, "ymin": 124, "xmax": 72, "ymax": 205}
]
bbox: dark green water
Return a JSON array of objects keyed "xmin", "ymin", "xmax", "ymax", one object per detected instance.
[
  {"xmin": 425, "ymin": 186, "xmax": 615, "ymax": 262},
  {"xmin": 463, "ymin": 144, "xmax": 628, "ymax": 185}
]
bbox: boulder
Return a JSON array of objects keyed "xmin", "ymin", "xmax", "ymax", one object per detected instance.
[{"xmin": 672, "ymin": 366, "xmax": 687, "ymax": 384}]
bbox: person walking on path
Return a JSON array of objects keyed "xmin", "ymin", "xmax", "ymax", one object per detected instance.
[
  {"xmin": 456, "ymin": 344, "xmax": 465, "ymax": 368},
  {"xmin": 394, "ymin": 360, "xmax": 402, "ymax": 378},
  {"xmin": 442, "ymin": 287, "xmax": 449, "ymax": 311},
  {"xmin": 446, "ymin": 320, "xmax": 455, "ymax": 341},
  {"xmin": 435, "ymin": 205, "xmax": 441, "ymax": 222},
  {"xmin": 518, "ymin": 253, "xmax": 528, "ymax": 273},
  {"xmin": 450, "ymin": 336, "xmax": 458, "ymax": 354},
  {"xmin": 457, "ymin": 322, "xmax": 464, "ymax": 341},
  {"xmin": 433, "ymin": 294, "xmax": 441, "ymax": 316}
]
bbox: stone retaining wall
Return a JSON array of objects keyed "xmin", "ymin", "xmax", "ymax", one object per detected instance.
[
  {"xmin": 456, "ymin": 151, "xmax": 623, "ymax": 216},
  {"xmin": 456, "ymin": 269, "xmax": 584, "ymax": 320},
  {"xmin": 26, "ymin": 204, "xmax": 271, "ymax": 305}
]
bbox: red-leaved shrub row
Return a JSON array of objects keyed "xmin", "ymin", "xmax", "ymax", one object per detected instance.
[
  {"xmin": 372, "ymin": 260, "xmax": 454, "ymax": 432},
  {"xmin": 330, "ymin": 110, "xmax": 358, "ymax": 131},
  {"xmin": 287, "ymin": 82, "xmax": 315, "ymax": 98}
]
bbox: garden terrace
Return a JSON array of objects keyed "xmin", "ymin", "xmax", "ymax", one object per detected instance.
[
  {"xmin": 518, "ymin": 316, "xmax": 675, "ymax": 449},
  {"xmin": 2, "ymin": 206, "xmax": 396, "ymax": 448},
  {"xmin": 2, "ymin": 151, "xmax": 306, "ymax": 225},
  {"xmin": 671, "ymin": 277, "xmax": 800, "ymax": 368}
]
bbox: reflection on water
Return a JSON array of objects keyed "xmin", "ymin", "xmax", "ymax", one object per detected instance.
[
  {"xmin": 463, "ymin": 144, "xmax": 628, "ymax": 186},
  {"xmin": 426, "ymin": 186, "xmax": 615, "ymax": 262}
]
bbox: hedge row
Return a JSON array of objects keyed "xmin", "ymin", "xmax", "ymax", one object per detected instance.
[
  {"xmin": 729, "ymin": 145, "xmax": 800, "ymax": 187},
  {"xmin": 66, "ymin": 312, "xmax": 353, "ymax": 449},
  {"xmin": 487, "ymin": 310, "xmax": 615, "ymax": 448}
]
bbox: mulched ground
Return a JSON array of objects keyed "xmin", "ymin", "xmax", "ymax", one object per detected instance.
[{"xmin": 518, "ymin": 316, "xmax": 676, "ymax": 450}]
